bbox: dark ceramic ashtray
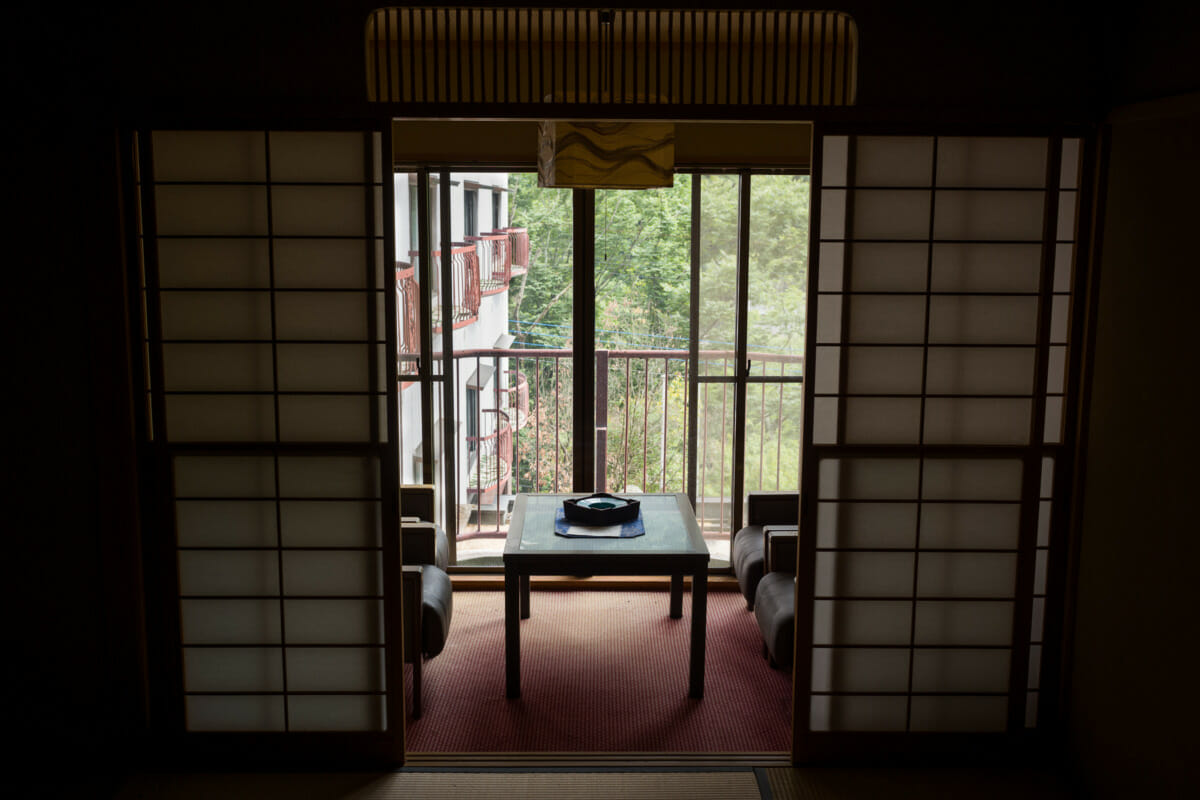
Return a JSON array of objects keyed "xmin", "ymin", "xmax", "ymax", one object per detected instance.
[{"xmin": 562, "ymin": 493, "xmax": 641, "ymax": 526}]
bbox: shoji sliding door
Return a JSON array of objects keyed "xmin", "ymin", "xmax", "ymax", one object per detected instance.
[
  {"xmin": 135, "ymin": 127, "xmax": 403, "ymax": 760},
  {"xmin": 795, "ymin": 132, "xmax": 1085, "ymax": 759}
]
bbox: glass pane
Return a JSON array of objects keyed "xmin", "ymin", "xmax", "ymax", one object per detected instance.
[
  {"xmin": 698, "ymin": 174, "xmax": 740, "ymax": 375},
  {"xmin": 696, "ymin": 379, "xmax": 735, "ymax": 561},
  {"xmin": 595, "ymin": 178, "xmax": 693, "ymax": 495},
  {"xmin": 747, "ymin": 175, "xmax": 809, "ymax": 378}
]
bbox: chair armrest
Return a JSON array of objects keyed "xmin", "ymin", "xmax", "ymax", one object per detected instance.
[
  {"xmin": 764, "ymin": 525, "xmax": 799, "ymax": 574},
  {"xmin": 747, "ymin": 491, "xmax": 800, "ymax": 527},
  {"xmin": 401, "ymin": 520, "xmax": 438, "ymax": 566},
  {"xmin": 401, "ymin": 564, "xmax": 424, "ymax": 663}
]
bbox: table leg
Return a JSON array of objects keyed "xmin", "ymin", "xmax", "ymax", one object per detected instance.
[
  {"xmin": 669, "ymin": 573, "xmax": 683, "ymax": 619},
  {"xmin": 520, "ymin": 573, "xmax": 531, "ymax": 619},
  {"xmin": 505, "ymin": 567, "xmax": 521, "ymax": 698},
  {"xmin": 688, "ymin": 569, "xmax": 707, "ymax": 699}
]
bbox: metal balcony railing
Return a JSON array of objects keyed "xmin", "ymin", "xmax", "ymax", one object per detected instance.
[
  {"xmin": 498, "ymin": 227, "xmax": 530, "ymax": 276},
  {"xmin": 466, "ymin": 232, "xmax": 511, "ymax": 294}
]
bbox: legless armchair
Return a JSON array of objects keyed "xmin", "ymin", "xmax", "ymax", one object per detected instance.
[
  {"xmin": 731, "ymin": 492, "xmax": 800, "ymax": 610},
  {"xmin": 400, "ymin": 485, "xmax": 452, "ymax": 719}
]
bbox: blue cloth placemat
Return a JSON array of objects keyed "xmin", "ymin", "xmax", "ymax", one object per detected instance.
[{"xmin": 554, "ymin": 508, "xmax": 646, "ymax": 538}]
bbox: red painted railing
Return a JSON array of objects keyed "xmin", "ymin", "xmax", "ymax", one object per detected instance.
[
  {"xmin": 499, "ymin": 227, "xmax": 530, "ymax": 276},
  {"xmin": 406, "ymin": 243, "xmax": 481, "ymax": 330},
  {"xmin": 467, "ymin": 232, "xmax": 510, "ymax": 293},
  {"xmin": 395, "ymin": 266, "xmax": 420, "ymax": 376}
]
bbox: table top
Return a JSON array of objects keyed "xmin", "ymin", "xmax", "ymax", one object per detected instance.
[{"xmin": 504, "ymin": 493, "xmax": 709, "ymax": 560}]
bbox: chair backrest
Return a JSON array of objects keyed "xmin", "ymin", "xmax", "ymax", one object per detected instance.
[{"xmin": 400, "ymin": 484, "xmax": 436, "ymax": 522}]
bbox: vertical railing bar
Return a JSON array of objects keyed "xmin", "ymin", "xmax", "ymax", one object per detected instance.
[
  {"xmin": 643, "ymin": 355, "xmax": 650, "ymax": 491},
  {"xmin": 776, "ymin": 361, "xmax": 785, "ymax": 489},
  {"xmin": 554, "ymin": 355, "xmax": 560, "ymax": 492},
  {"xmin": 758, "ymin": 361, "xmax": 766, "ymax": 491},
  {"xmin": 719, "ymin": 371, "xmax": 728, "ymax": 536},
  {"xmin": 661, "ymin": 360, "xmax": 669, "ymax": 492},
  {"xmin": 623, "ymin": 356, "xmax": 631, "ymax": 490}
]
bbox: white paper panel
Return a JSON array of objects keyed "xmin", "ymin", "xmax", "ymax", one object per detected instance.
[
  {"xmin": 849, "ymin": 243, "xmax": 929, "ymax": 292},
  {"xmin": 1054, "ymin": 243, "xmax": 1074, "ymax": 292},
  {"xmin": 176, "ymin": 500, "xmax": 278, "ymax": 547},
  {"xmin": 283, "ymin": 599, "xmax": 384, "ymax": 644},
  {"xmin": 914, "ymin": 601, "xmax": 1013, "ymax": 645},
  {"xmin": 1044, "ymin": 396, "xmax": 1064, "ymax": 443},
  {"xmin": 1041, "ymin": 457, "xmax": 1055, "ymax": 497},
  {"xmin": 922, "ymin": 458, "xmax": 1024, "ymax": 500},
  {"xmin": 281, "ymin": 551, "xmax": 381, "ymax": 596},
  {"xmin": 278, "ymin": 395, "xmax": 372, "ymax": 441},
  {"xmin": 817, "ymin": 242, "xmax": 844, "ymax": 291},
  {"xmin": 812, "ymin": 648, "xmax": 910, "ymax": 693},
  {"xmin": 813, "ymin": 600, "xmax": 913, "ymax": 645},
  {"xmin": 186, "ymin": 695, "xmax": 284, "ymax": 732},
  {"xmin": 1050, "ymin": 295, "xmax": 1070, "ymax": 343},
  {"xmin": 810, "ymin": 695, "xmax": 907, "ymax": 732},
  {"xmin": 844, "ymin": 398, "xmax": 922, "ymax": 444},
  {"xmin": 271, "ymin": 186, "xmax": 366, "ymax": 237},
  {"xmin": 1035, "ymin": 549, "xmax": 1048, "ymax": 595},
  {"xmin": 931, "ymin": 243, "xmax": 1042, "ymax": 293},
  {"xmin": 934, "ymin": 191, "xmax": 1045, "ymax": 241},
  {"xmin": 155, "ymin": 185, "xmax": 268, "ymax": 236},
  {"xmin": 1034, "ymin": 502, "xmax": 1050, "ymax": 549},
  {"xmin": 159, "ymin": 291, "xmax": 272, "ymax": 340},
  {"xmin": 817, "ymin": 502, "xmax": 918, "ymax": 549},
  {"xmin": 925, "ymin": 347, "xmax": 1036, "ymax": 395},
  {"xmin": 168, "ymin": 396, "xmax": 278, "ymax": 445},
  {"xmin": 288, "ymin": 695, "xmax": 385, "ymax": 731},
  {"xmin": 286, "ymin": 647, "xmax": 384, "ymax": 691},
  {"xmin": 923, "ymin": 398, "xmax": 1032, "ymax": 445},
  {"xmin": 281, "ymin": 501, "xmax": 381, "ymax": 547},
  {"xmin": 911, "ymin": 649, "xmax": 1010, "ymax": 693},
  {"xmin": 815, "ymin": 294, "xmax": 843, "ymax": 344},
  {"xmin": 822, "ymin": 136, "xmax": 849, "ymax": 186},
  {"xmin": 277, "ymin": 456, "xmax": 379, "ymax": 498},
  {"xmin": 1031, "ymin": 597, "xmax": 1046, "ymax": 641},
  {"xmin": 814, "ymin": 346, "xmax": 841, "ymax": 394},
  {"xmin": 936, "ymin": 137, "xmax": 1048, "ymax": 188},
  {"xmin": 919, "ymin": 503, "xmax": 1020, "ymax": 549},
  {"xmin": 855, "ymin": 136, "xmax": 933, "ymax": 187},
  {"xmin": 813, "ymin": 397, "xmax": 838, "ymax": 445},
  {"xmin": 1029, "ymin": 644, "xmax": 1042, "ymax": 690},
  {"xmin": 162, "ymin": 343, "xmax": 274, "ymax": 391},
  {"xmin": 183, "ymin": 647, "xmax": 283, "ymax": 692},
  {"xmin": 275, "ymin": 292, "xmax": 370, "ymax": 340},
  {"xmin": 845, "ymin": 347, "xmax": 924, "ymax": 395},
  {"xmin": 815, "ymin": 552, "xmax": 916, "ymax": 597},
  {"xmin": 1046, "ymin": 346, "xmax": 1067, "ymax": 394},
  {"xmin": 847, "ymin": 295, "xmax": 927, "ymax": 343},
  {"xmin": 819, "ymin": 458, "xmax": 920, "ymax": 500},
  {"xmin": 269, "ymin": 132, "xmax": 365, "ymax": 183},
  {"xmin": 173, "ymin": 455, "xmax": 275, "ymax": 497},
  {"xmin": 820, "ymin": 189, "xmax": 847, "ymax": 240},
  {"xmin": 1060, "ymin": 139, "xmax": 1081, "ymax": 189},
  {"xmin": 179, "ymin": 551, "xmax": 280, "ymax": 596},
  {"xmin": 181, "ymin": 599, "xmax": 282, "ymax": 644},
  {"xmin": 1057, "ymin": 191, "xmax": 1077, "ymax": 241},
  {"xmin": 156, "ymin": 239, "xmax": 270, "ymax": 288},
  {"xmin": 853, "ymin": 190, "xmax": 931, "ymax": 240},
  {"xmin": 165, "ymin": 395, "xmax": 275, "ymax": 442},
  {"xmin": 917, "ymin": 553, "xmax": 1017, "ymax": 597},
  {"xmin": 274, "ymin": 239, "xmax": 370, "ymax": 289},
  {"xmin": 276, "ymin": 344, "xmax": 370, "ymax": 392},
  {"xmin": 928, "ymin": 296, "xmax": 1039, "ymax": 344},
  {"xmin": 152, "ymin": 131, "xmax": 266, "ymax": 182},
  {"xmin": 909, "ymin": 696, "xmax": 1007, "ymax": 732}
]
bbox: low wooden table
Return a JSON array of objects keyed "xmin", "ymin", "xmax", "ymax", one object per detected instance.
[{"xmin": 503, "ymin": 493, "xmax": 710, "ymax": 699}]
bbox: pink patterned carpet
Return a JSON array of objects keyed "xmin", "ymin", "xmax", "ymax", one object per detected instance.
[{"xmin": 405, "ymin": 589, "xmax": 791, "ymax": 752}]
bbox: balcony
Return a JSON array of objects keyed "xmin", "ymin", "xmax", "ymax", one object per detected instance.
[{"xmin": 452, "ymin": 346, "xmax": 803, "ymax": 564}]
